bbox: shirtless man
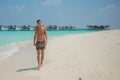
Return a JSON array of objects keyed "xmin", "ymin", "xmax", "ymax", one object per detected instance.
[{"xmin": 34, "ymin": 19, "xmax": 48, "ymax": 70}]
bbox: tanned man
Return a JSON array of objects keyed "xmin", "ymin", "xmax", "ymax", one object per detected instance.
[{"xmin": 34, "ymin": 19, "xmax": 48, "ymax": 70}]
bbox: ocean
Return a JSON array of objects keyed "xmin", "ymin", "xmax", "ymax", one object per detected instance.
[{"xmin": 0, "ymin": 30, "xmax": 98, "ymax": 58}]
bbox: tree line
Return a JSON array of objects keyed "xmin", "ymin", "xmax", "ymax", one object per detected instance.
[
  {"xmin": 0, "ymin": 25, "xmax": 110, "ymax": 31},
  {"xmin": 0, "ymin": 25, "xmax": 77, "ymax": 31}
]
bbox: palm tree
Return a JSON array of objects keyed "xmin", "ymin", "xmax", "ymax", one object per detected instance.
[
  {"xmin": 61, "ymin": 26, "xmax": 65, "ymax": 30},
  {"xmin": 99, "ymin": 25, "xmax": 104, "ymax": 29},
  {"xmin": 21, "ymin": 25, "xmax": 27, "ymax": 30},
  {"xmin": 87, "ymin": 25, "xmax": 110, "ymax": 30},
  {"xmin": 13, "ymin": 25, "xmax": 17, "ymax": 31},
  {"xmin": 94, "ymin": 25, "xmax": 98, "ymax": 29},
  {"xmin": 69, "ymin": 26, "xmax": 73, "ymax": 30},
  {"xmin": 8, "ymin": 25, "xmax": 14, "ymax": 31},
  {"xmin": 28, "ymin": 25, "xmax": 31, "ymax": 30},
  {"xmin": 48, "ymin": 25, "xmax": 53, "ymax": 30},
  {"xmin": 53, "ymin": 25, "xmax": 57, "ymax": 30},
  {"xmin": 87, "ymin": 25, "xmax": 92, "ymax": 30},
  {"xmin": 104, "ymin": 25, "xmax": 109, "ymax": 29},
  {"xmin": 65, "ymin": 26, "xmax": 69, "ymax": 30}
]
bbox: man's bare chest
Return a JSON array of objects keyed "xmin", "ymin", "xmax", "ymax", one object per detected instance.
[{"xmin": 36, "ymin": 28, "xmax": 45, "ymax": 35}]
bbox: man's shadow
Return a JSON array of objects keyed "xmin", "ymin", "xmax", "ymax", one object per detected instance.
[{"xmin": 16, "ymin": 66, "xmax": 38, "ymax": 72}]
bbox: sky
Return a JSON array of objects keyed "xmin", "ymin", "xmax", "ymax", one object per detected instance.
[{"xmin": 0, "ymin": 0, "xmax": 120, "ymax": 29}]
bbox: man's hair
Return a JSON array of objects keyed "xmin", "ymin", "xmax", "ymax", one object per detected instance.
[{"xmin": 37, "ymin": 19, "xmax": 41, "ymax": 23}]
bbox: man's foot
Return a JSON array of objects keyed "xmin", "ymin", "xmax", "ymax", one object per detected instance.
[
  {"xmin": 37, "ymin": 66, "xmax": 40, "ymax": 70},
  {"xmin": 39, "ymin": 64, "xmax": 43, "ymax": 67},
  {"xmin": 40, "ymin": 64, "xmax": 43, "ymax": 67}
]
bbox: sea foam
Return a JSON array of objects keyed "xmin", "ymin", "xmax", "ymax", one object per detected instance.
[{"xmin": 0, "ymin": 40, "xmax": 32, "ymax": 60}]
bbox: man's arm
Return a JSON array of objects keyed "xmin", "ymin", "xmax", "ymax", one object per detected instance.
[
  {"xmin": 34, "ymin": 29, "xmax": 37, "ymax": 46},
  {"xmin": 44, "ymin": 27, "xmax": 48, "ymax": 43}
]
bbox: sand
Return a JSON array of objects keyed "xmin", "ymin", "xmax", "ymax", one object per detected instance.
[{"xmin": 0, "ymin": 29, "xmax": 120, "ymax": 80}]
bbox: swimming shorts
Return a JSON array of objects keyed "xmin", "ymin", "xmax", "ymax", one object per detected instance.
[{"xmin": 36, "ymin": 41, "xmax": 45, "ymax": 50}]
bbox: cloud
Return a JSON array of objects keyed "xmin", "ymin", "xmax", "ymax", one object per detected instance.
[
  {"xmin": 96, "ymin": 4, "xmax": 120, "ymax": 17},
  {"xmin": 42, "ymin": 0, "xmax": 62, "ymax": 6},
  {"xmin": 85, "ymin": 4, "xmax": 120, "ymax": 28},
  {"xmin": 0, "ymin": 6, "xmax": 26, "ymax": 12},
  {"xmin": 98, "ymin": 4, "xmax": 116, "ymax": 12}
]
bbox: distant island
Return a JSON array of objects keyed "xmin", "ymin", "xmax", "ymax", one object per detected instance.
[{"xmin": 0, "ymin": 25, "xmax": 110, "ymax": 31}]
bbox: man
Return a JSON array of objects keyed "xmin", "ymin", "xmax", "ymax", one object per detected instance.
[{"xmin": 34, "ymin": 19, "xmax": 48, "ymax": 70}]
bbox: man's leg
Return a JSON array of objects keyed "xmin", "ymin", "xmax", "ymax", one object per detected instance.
[
  {"xmin": 41, "ymin": 49, "xmax": 44, "ymax": 66},
  {"xmin": 37, "ymin": 50, "xmax": 41, "ymax": 69}
]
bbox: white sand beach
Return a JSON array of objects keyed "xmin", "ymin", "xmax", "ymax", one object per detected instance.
[{"xmin": 0, "ymin": 30, "xmax": 120, "ymax": 80}]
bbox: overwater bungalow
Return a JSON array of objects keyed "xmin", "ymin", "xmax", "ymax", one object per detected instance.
[
  {"xmin": 29, "ymin": 26, "xmax": 35, "ymax": 30},
  {"xmin": 0, "ymin": 25, "xmax": 78, "ymax": 31},
  {"xmin": 0, "ymin": 26, "xmax": 9, "ymax": 30},
  {"xmin": 46, "ymin": 25, "xmax": 76, "ymax": 31},
  {"xmin": 15, "ymin": 26, "xmax": 22, "ymax": 30}
]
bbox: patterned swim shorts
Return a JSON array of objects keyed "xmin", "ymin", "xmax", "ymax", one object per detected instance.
[{"xmin": 36, "ymin": 41, "xmax": 46, "ymax": 50}]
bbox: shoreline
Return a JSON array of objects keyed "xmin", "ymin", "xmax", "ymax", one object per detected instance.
[
  {"xmin": 0, "ymin": 29, "xmax": 98, "ymax": 47},
  {"xmin": 0, "ymin": 29, "xmax": 119, "ymax": 64},
  {"xmin": 0, "ymin": 30, "xmax": 98, "ymax": 62},
  {"xmin": 0, "ymin": 29, "xmax": 120, "ymax": 80}
]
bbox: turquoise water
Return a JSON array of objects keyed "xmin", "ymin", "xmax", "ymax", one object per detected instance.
[{"xmin": 0, "ymin": 30, "xmax": 98, "ymax": 47}]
